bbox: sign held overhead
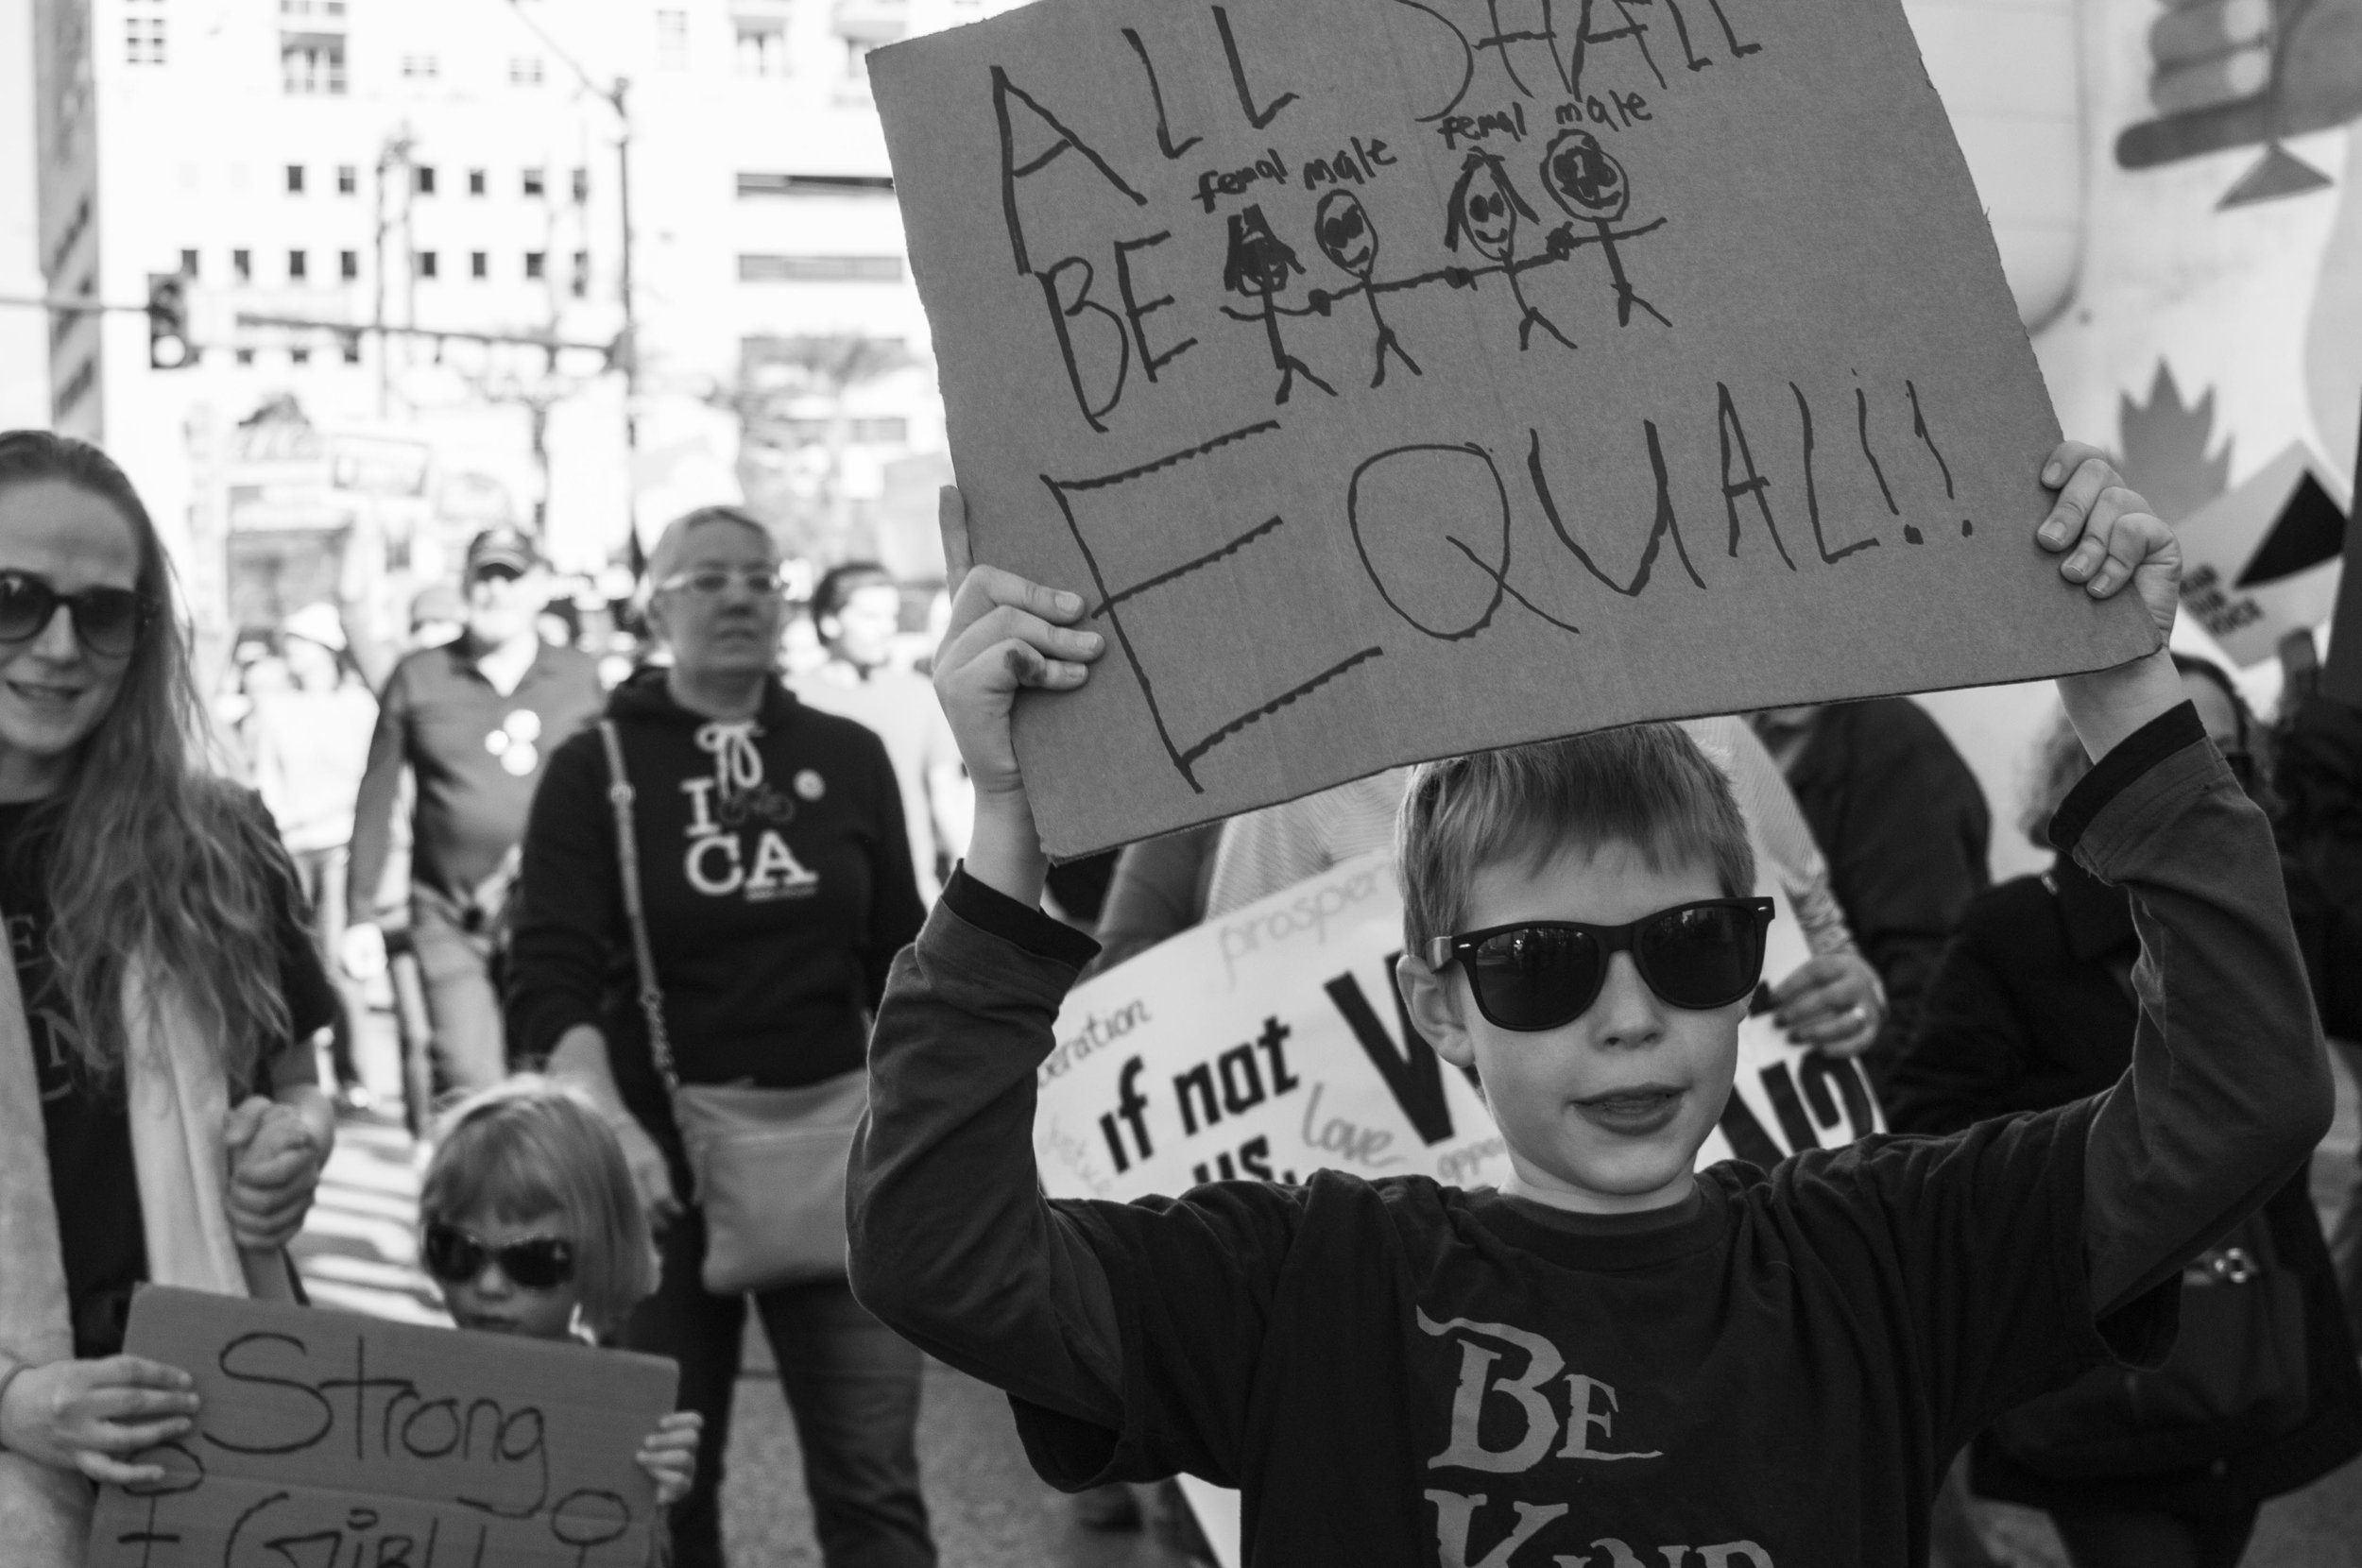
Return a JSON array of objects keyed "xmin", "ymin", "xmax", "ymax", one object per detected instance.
[{"xmin": 872, "ymin": 0, "xmax": 2158, "ymax": 858}]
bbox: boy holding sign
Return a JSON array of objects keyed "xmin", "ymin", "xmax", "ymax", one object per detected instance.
[{"xmin": 847, "ymin": 444, "xmax": 2330, "ymax": 1565}]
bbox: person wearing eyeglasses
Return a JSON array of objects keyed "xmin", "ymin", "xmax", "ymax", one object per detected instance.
[
  {"xmin": 793, "ymin": 562, "xmax": 971, "ymax": 903},
  {"xmin": 342, "ymin": 528, "xmax": 604, "ymax": 1096},
  {"xmin": 0, "ymin": 433, "xmax": 342, "ymax": 1566},
  {"xmin": 508, "ymin": 506, "xmax": 933, "ymax": 1568}
]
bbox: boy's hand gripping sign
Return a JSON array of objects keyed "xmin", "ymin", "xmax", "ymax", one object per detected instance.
[
  {"xmin": 871, "ymin": 0, "xmax": 2158, "ymax": 858},
  {"xmin": 85, "ymin": 1287, "xmax": 677, "ymax": 1568}
]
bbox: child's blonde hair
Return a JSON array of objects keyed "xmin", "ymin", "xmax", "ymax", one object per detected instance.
[{"xmin": 421, "ymin": 1077, "xmax": 659, "ymax": 1337}]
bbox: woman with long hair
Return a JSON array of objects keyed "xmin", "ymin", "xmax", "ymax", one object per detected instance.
[
  {"xmin": 0, "ymin": 432, "xmax": 342, "ymax": 1563},
  {"xmin": 509, "ymin": 504, "xmax": 933, "ymax": 1568}
]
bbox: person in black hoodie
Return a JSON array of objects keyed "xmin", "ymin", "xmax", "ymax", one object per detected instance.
[
  {"xmin": 507, "ymin": 505, "xmax": 933, "ymax": 1568},
  {"xmin": 1888, "ymin": 656, "xmax": 2362, "ymax": 1568}
]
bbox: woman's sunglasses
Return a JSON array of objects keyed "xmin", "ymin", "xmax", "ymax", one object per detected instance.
[
  {"xmin": 0, "ymin": 570, "xmax": 156, "ymax": 658},
  {"xmin": 421, "ymin": 1223, "xmax": 576, "ymax": 1291},
  {"xmin": 1424, "ymin": 897, "xmax": 1777, "ymax": 1032}
]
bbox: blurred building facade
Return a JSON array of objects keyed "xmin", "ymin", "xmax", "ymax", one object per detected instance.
[{"xmin": 26, "ymin": 0, "xmax": 977, "ymax": 654}]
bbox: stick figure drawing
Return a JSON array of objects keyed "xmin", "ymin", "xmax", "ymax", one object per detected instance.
[
  {"xmin": 1220, "ymin": 203, "xmax": 1337, "ymax": 404},
  {"xmin": 1311, "ymin": 190, "xmax": 1422, "ymax": 387},
  {"xmin": 1444, "ymin": 149, "xmax": 1577, "ymax": 352},
  {"xmin": 1539, "ymin": 129, "xmax": 1669, "ymax": 329}
]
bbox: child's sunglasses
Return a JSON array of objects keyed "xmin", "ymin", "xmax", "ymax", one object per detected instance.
[
  {"xmin": 1424, "ymin": 897, "xmax": 1777, "ymax": 1031},
  {"xmin": 421, "ymin": 1223, "xmax": 576, "ymax": 1291},
  {"xmin": 0, "ymin": 571, "xmax": 157, "ymax": 658}
]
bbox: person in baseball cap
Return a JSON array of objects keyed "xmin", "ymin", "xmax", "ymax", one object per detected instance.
[{"xmin": 464, "ymin": 526, "xmax": 542, "ymax": 583}]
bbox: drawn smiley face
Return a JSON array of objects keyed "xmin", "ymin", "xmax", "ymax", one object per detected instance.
[
  {"xmin": 1459, "ymin": 183, "xmax": 1517, "ymax": 259},
  {"xmin": 1315, "ymin": 191, "xmax": 1379, "ymax": 278},
  {"xmin": 1540, "ymin": 129, "xmax": 1632, "ymax": 223}
]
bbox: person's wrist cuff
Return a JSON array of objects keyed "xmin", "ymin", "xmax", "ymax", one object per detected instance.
[
  {"xmin": 2049, "ymin": 701, "xmax": 2205, "ymax": 854},
  {"xmin": 942, "ymin": 863, "xmax": 1101, "ymax": 968}
]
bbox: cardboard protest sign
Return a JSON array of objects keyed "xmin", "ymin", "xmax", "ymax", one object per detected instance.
[
  {"xmin": 870, "ymin": 0, "xmax": 2159, "ymax": 857},
  {"xmin": 1036, "ymin": 850, "xmax": 1879, "ymax": 1206},
  {"xmin": 2171, "ymin": 442, "xmax": 2351, "ymax": 668},
  {"xmin": 86, "ymin": 1287, "xmax": 676, "ymax": 1568}
]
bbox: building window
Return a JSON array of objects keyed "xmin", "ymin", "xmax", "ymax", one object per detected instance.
[
  {"xmin": 737, "ymin": 253, "xmax": 904, "ymax": 282},
  {"xmin": 468, "ymin": 168, "xmax": 486, "ymax": 196},
  {"xmin": 290, "ymin": 347, "xmax": 311, "ymax": 365},
  {"xmin": 288, "ymin": 248, "xmax": 307, "ymax": 281},
  {"xmin": 401, "ymin": 53, "xmax": 438, "ymax": 78},
  {"xmin": 285, "ymin": 163, "xmax": 305, "ymax": 194},
  {"xmin": 179, "ymin": 247, "xmax": 199, "ymax": 277},
  {"xmin": 656, "ymin": 9, "xmax": 688, "ymax": 69},
  {"xmin": 235, "ymin": 348, "xmax": 255, "ymax": 366},
  {"xmin": 336, "ymin": 163, "xmax": 357, "ymax": 194},
  {"xmin": 415, "ymin": 249, "xmax": 438, "ymax": 279},
  {"xmin": 414, "ymin": 165, "xmax": 436, "ymax": 196},
  {"xmin": 282, "ymin": 40, "xmax": 346, "ymax": 94},
  {"xmin": 522, "ymin": 168, "xmax": 545, "ymax": 197},
  {"xmin": 734, "ymin": 26, "xmax": 786, "ymax": 77},
  {"xmin": 572, "ymin": 168, "xmax": 590, "ymax": 202},
  {"xmin": 471, "ymin": 250, "xmax": 488, "ymax": 279},
  {"xmin": 523, "ymin": 250, "xmax": 545, "ymax": 280},
  {"xmin": 340, "ymin": 249, "xmax": 359, "ymax": 280},
  {"xmin": 571, "ymin": 250, "xmax": 590, "ymax": 297},
  {"xmin": 126, "ymin": 9, "xmax": 166, "ymax": 66},
  {"xmin": 508, "ymin": 55, "xmax": 544, "ymax": 84},
  {"xmin": 232, "ymin": 248, "xmax": 252, "ymax": 281},
  {"xmin": 342, "ymin": 336, "xmax": 362, "ymax": 365}
]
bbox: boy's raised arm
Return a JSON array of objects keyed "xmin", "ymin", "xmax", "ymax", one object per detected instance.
[
  {"xmin": 846, "ymin": 488, "xmax": 1131, "ymax": 1425},
  {"xmin": 2034, "ymin": 444, "xmax": 2336, "ymax": 1314}
]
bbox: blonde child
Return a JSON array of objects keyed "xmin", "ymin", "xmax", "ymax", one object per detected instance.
[{"xmin": 419, "ymin": 1078, "xmax": 701, "ymax": 1509}]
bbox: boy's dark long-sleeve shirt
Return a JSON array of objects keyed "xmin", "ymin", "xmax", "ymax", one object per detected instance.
[
  {"xmin": 347, "ymin": 636, "xmax": 606, "ymax": 919},
  {"xmin": 508, "ymin": 673, "xmax": 924, "ymax": 1160},
  {"xmin": 847, "ymin": 706, "xmax": 2330, "ymax": 1567}
]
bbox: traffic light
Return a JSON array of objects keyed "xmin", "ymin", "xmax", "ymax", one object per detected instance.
[{"xmin": 146, "ymin": 272, "xmax": 192, "ymax": 369}]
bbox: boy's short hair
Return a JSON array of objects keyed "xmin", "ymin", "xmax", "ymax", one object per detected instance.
[
  {"xmin": 1397, "ymin": 724, "xmax": 1756, "ymax": 953},
  {"xmin": 420, "ymin": 1077, "xmax": 659, "ymax": 1337}
]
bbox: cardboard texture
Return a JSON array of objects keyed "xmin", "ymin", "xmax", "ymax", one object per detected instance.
[
  {"xmin": 1036, "ymin": 850, "xmax": 1878, "ymax": 1206},
  {"xmin": 870, "ymin": 0, "xmax": 2158, "ymax": 857},
  {"xmin": 2171, "ymin": 442, "xmax": 2352, "ymax": 668},
  {"xmin": 85, "ymin": 1287, "xmax": 677, "ymax": 1568}
]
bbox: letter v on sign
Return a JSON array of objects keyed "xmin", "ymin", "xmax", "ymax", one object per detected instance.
[{"xmin": 1326, "ymin": 959, "xmax": 1455, "ymax": 1145}]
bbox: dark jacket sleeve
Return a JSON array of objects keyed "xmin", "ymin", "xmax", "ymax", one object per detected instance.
[
  {"xmin": 346, "ymin": 658, "xmax": 412, "ymax": 923},
  {"xmin": 1882, "ymin": 924, "xmax": 2031, "ymax": 1137},
  {"xmin": 2274, "ymin": 694, "xmax": 2362, "ymax": 1040},
  {"xmin": 2059, "ymin": 705, "xmax": 2337, "ymax": 1314},
  {"xmin": 847, "ymin": 870, "xmax": 1128, "ymax": 1427},
  {"xmin": 860, "ymin": 730, "xmax": 927, "ymax": 1010},
  {"xmin": 506, "ymin": 727, "xmax": 624, "ymax": 1062},
  {"xmin": 1087, "ymin": 825, "xmax": 1219, "ymax": 978}
]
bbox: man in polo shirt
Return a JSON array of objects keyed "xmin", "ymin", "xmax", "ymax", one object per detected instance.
[{"xmin": 342, "ymin": 528, "xmax": 605, "ymax": 1091}]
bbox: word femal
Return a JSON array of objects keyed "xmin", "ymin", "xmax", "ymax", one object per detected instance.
[
  {"xmin": 1436, "ymin": 102, "xmax": 1531, "ymax": 150},
  {"xmin": 1195, "ymin": 147, "xmax": 1291, "ymax": 212}
]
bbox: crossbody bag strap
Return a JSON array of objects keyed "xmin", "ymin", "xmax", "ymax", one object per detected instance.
[{"xmin": 598, "ymin": 720, "xmax": 681, "ymax": 1099}]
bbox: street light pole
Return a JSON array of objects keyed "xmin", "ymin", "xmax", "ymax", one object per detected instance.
[{"xmin": 501, "ymin": 0, "xmax": 640, "ymax": 558}]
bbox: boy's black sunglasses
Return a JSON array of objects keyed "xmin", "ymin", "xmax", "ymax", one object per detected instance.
[
  {"xmin": 0, "ymin": 571, "xmax": 157, "ymax": 658},
  {"xmin": 1424, "ymin": 897, "xmax": 1777, "ymax": 1031},
  {"xmin": 421, "ymin": 1223, "xmax": 576, "ymax": 1291}
]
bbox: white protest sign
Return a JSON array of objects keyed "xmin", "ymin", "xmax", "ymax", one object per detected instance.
[
  {"xmin": 1037, "ymin": 850, "xmax": 1880, "ymax": 1202},
  {"xmin": 2171, "ymin": 441, "xmax": 2351, "ymax": 667}
]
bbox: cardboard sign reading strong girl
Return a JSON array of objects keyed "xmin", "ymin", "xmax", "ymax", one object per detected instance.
[{"xmin": 871, "ymin": 0, "xmax": 2157, "ymax": 858}]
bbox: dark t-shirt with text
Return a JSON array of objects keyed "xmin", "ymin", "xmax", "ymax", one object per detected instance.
[{"xmin": 1014, "ymin": 1107, "xmax": 2176, "ymax": 1568}]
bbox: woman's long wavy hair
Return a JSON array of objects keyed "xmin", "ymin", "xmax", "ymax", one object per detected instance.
[{"xmin": 0, "ymin": 432, "xmax": 289, "ymax": 1086}]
